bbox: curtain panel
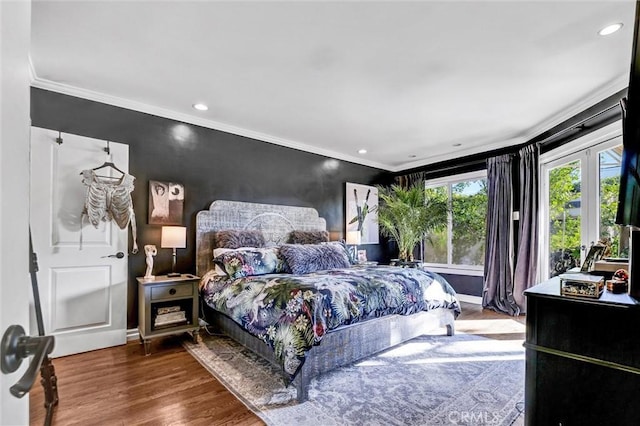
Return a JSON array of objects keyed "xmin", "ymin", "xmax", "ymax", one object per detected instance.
[
  {"xmin": 395, "ymin": 172, "xmax": 427, "ymax": 189},
  {"xmin": 482, "ymin": 154, "xmax": 520, "ymax": 316},
  {"xmin": 513, "ymin": 144, "xmax": 539, "ymax": 312}
]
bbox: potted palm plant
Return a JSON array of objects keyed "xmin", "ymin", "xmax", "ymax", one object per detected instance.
[{"xmin": 376, "ymin": 183, "xmax": 449, "ymax": 264}]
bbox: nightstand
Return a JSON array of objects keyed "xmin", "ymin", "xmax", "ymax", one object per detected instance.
[{"xmin": 137, "ymin": 274, "xmax": 200, "ymax": 355}]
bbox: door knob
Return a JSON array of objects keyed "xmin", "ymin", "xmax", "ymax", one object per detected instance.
[
  {"xmin": 1, "ymin": 325, "xmax": 54, "ymax": 398},
  {"xmin": 102, "ymin": 252, "xmax": 125, "ymax": 259}
]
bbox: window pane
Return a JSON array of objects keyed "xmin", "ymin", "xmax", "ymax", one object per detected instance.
[
  {"xmin": 451, "ymin": 179, "xmax": 487, "ymax": 266},
  {"xmin": 548, "ymin": 160, "xmax": 581, "ymax": 276},
  {"xmin": 424, "ymin": 186, "xmax": 448, "ymax": 263},
  {"xmin": 599, "ymin": 145, "xmax": 627, "ymax": 257}
]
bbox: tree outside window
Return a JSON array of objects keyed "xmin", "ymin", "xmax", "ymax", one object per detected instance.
[{"xmin": 424, "ymin": 176, "xmax": 487, "ymax": 268}]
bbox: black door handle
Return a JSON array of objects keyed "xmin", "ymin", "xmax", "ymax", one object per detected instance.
[
  {"xmin": 102, "ymin": 252, "xmax": 125, "ymax": 259},
  {"xmin": 1, "ymin": 325, "xmax": 55, "ymax": 398}
]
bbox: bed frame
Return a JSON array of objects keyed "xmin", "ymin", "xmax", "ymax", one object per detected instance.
[{"xmin": 196, "ymin": 200, "xmax": 455, "ymax": 402}]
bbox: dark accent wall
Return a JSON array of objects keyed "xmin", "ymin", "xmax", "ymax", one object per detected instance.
[
  {"xmin": 31, "ymin": 88, "xmax": 392, "ymax": 328},
  {"xmin": 439, "ymin": 274, "xmax": 483, "ymax": 297}
]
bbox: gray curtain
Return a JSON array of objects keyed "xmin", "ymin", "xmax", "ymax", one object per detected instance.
[
  {"xmin": 482, "ymin": 154, "xmax": 520, "ymax": 316},
  {"xmin": 513, "ymin": 145, "xmax": 539, "ymax": 313},
  {"xmin": 395, "ymin": 172, "xmax": 427, "ymax": 189}
]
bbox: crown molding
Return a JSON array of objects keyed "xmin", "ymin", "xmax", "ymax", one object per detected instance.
[
  {"xmin": 396, "ymin": 74, "xmax": 628, "ymax": 172},
  {"xmin": 520, "ymin": 73, "xmax": 628, "ymax": 144},
  {"xmin": 29, "ymin": 70, "xmax": 628, "ymax": 174},
  {"xmin": 29, "ymin": 75, "xmax": 393, "ymax": 171},
  {"xmin": 397, "ymin": 135, "xmax": 527, "ymax": 171}
]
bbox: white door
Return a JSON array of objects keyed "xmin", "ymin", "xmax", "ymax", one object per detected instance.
[
  {"xmin": 29, "ymin": 127, "xmax": 129, "ymax": 357},
  {"xmin": 1, "ymin": 1, "xmax": 31, "ymax": 422}
]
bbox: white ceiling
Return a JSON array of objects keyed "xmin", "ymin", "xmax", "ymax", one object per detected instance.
[{"xmin": 30, "ymin": 1, "xmax": 636, "ymax": 172}]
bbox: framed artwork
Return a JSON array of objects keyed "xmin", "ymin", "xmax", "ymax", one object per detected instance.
[
  {"xmin": 580, "ymin": 244, "xmax": 606, "ymax": 272},
  {"xmin": 148, "ymin": 180, "xmax": 184, "ymax": 225},
  {"xmin": 346, "ymin": 182, "xmax": 379, "ymax": 244}
]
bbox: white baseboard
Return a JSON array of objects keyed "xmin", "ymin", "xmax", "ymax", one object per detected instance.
[
  {"xmin": 126, "ymin": 328, "xmax": 140, "ymax": 341},
  {"xmin": 456, "ymin": 294, "xmax": 482, "ymax": 305}
]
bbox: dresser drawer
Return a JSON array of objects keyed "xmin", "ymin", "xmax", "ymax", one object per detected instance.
[{"xmin": 150, "ymin": 282, "xmax": 193, "ymax": 300}]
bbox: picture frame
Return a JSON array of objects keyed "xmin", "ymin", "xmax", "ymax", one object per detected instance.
[
  {"xmin": 346, "ymin": 182, "xmax": 379, "ymax": 244},
  {"xmin": 357, "ymin": 249, "xmax": 368, "ymax": 263},
  {"xmin": 580, "ymin": 244, "xmax": 606, "ymax": 272},
  {"xmin": 148, "ymin": 180, "xmax": 184, "ymax": 225}
]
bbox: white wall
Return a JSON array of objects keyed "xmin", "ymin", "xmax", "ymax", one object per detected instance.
[{"xmin": 0, "ymin": 1, "xmax": 32, "ymax": 424}]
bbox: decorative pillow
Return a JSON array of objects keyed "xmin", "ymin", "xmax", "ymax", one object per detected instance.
[
  {"xmin": 213, "ymin": 246, "xmax": 257, "ymax": 259},
  {"xmin": 214, "ymin": 230, "xmax": 265, "ymax": 249},
  {"xmin": 322, "ymin": 240, "xmax": 357, "ymax": 265},
  {"xmin": 279, "ymin": 244, "xmax": 351, "ymax": 275},
  {"xmin": 213, "ymin": 247, "xmax": 287, "ymax": 279},
  {"xmin": 211, "ymin": 247, "xmax": 255, "ymax": 275},
  {"xmin": 288, "ymin": 230, "xmax": 330, "ymax": 244}
]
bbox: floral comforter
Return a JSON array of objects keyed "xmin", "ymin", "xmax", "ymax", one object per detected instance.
[{"xmin": 200, "ymin": 265, "xmax": 461, "ymax": 382}]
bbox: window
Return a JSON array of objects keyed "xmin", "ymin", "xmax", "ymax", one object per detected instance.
[
  {"xmin": 540, "ymin": 121, "xmax": 624, "ymax": 279},
  {"xmin": 423, "ymin": 171, "xmax": 487, "ymax": 275}
]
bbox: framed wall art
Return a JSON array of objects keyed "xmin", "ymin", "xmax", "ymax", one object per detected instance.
[
  {"xmin": 580, "ymin": 244, "xmax": 606, "ymax": 272},
  {"xmin": 345, "ymin": 182, "xmax": 379, "ymax": 244},
  {"xmin": 148, "ymin": 180, "xmax": 184, "ymax": 225}
]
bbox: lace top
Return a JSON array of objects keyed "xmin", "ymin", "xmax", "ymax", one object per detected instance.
[{"xmin": 81, "ymin": 170, "xmax": 138, "ymax": 253}]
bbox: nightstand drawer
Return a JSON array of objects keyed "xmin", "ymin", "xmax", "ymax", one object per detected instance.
[{"xmin": 150, "ymin": 282, "xmax": 193, "ymax": 300}]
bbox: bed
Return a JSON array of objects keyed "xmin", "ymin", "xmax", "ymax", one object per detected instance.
[{"xmin": 196, "ymin": 200, "xmax": 461, "ymax": 402}]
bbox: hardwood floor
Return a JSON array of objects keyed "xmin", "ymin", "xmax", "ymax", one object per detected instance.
[
  {"xmin": 29, "ymin": 336, "xmax": 264, "ymax": 426},
  {"xmin": 454, "ymin": 301, "xmax": 526, "ymax": 340},
  {"xmin": 29, "ymin": 302, "xmax": 524, "ymax": 425}
]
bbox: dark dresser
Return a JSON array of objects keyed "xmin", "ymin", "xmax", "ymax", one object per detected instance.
[{"xmin": 524, "ymin": 278, "xmax": 640, "ymax": 425}]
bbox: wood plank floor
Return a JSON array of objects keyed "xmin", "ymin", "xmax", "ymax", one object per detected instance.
[{"xmin": 29, "ymin": 302, "xmax": 525, "ymax": 425}]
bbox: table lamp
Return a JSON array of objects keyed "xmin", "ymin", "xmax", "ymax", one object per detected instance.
[
  {"xmin": 161, "ymin": 226, "xmax": 186, "ymax": 277},
  {"xmin": 346, "ymin": 230, "xmax": 361, "ymax": 262}
]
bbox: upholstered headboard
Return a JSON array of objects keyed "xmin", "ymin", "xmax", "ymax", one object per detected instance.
[{"xmin": 195, "ymin": 200, "xmax": 327, "ymax": 276}]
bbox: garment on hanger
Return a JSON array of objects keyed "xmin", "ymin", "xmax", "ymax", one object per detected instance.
[{"xmin": 80, "ymin": 169, "xmax": 138, "ymax": 254}]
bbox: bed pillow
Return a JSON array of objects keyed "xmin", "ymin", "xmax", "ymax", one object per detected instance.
[
  {"xmin": 214, "ymin": 230, "xmax": 266, "ymax": 249},
  {"xmin": 211, "ymin": 247, "xmax": 255, "ymax": 275},
  {"xmin": 213, "ymin": 246, "xmax": 257, "ymax": 259},
  {"xmin": 288, "ymin": 230, "xmax": 330, "ymax": 244},
  {"xmin": 279, "ymin": 243, "xmax": 351, "ymax": 275},
  {"xmin": 213, "ymin": 247, "xmax": 287, "ymax": 279},
  {"xmin": 322, "ymin": 240, "xmax": 357, "ymax": 265}
]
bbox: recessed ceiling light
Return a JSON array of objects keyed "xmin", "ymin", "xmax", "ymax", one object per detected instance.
[
  {"xmin": 358, "ymin": 149, "xmax": 367, "ymax": 154},
  {"xmin": 453, "ymin": 143, "xmax": 462, "ymax": 147},
  {"xmin": 599, "ymin": 23, "xmax": 623, "ymax": 36},
  {"xmin": 408, "ymin": 155, "xmax": 417, "ymax": 158},
  {"xmin": 192, "ymin": 103, "xmax": 209, "ymax": 111}
]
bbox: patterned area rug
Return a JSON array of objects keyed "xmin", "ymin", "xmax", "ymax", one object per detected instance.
[{"xmin": 184, "ymin": 330, "xmax": 525, "ymax": 425}]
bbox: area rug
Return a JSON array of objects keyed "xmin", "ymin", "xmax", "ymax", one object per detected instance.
[{"xmin": 184, "ymin": 330, "xmax": 525, "ymax": 425}]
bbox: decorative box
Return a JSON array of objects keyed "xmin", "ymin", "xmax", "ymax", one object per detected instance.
[
  {"xmin": 559, "ymin": 273, "xmax": 605, "ymax": 299},
  {"xmin": 606, "ymin": 269, "xmax": 629, "ymax": 294},
  {"xmin": 606, "ymin": 279, "xmax": 628, "ymax": 294}
]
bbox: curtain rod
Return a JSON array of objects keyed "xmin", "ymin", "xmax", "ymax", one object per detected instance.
[
  {"xmin": 535, "ymin": 102, "xmax": 621, "ymax": 147},
  {"xmin": 397, "ymin": 97, "xmax": 623, "ymax": 178},
  {"xmin": 427, "ymin": 101, "xmax": 623, "ymax": 173}
]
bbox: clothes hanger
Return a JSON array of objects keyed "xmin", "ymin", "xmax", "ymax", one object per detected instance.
[
  {"xmin": 91, "ymin": 160, "xmax": 125, "ymax": 177},
  {"xmin": 80, "ymin": 141, "xmax": 125, "ymax": 179}
]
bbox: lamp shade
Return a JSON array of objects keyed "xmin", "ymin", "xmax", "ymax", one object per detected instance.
[
  {"xmin": 346, "ymin": 231, "xmax": 361, "ymax": 245},
  {"xmin": 161, "ymin": 226, "xmax": 186, "ymax": 249}
]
